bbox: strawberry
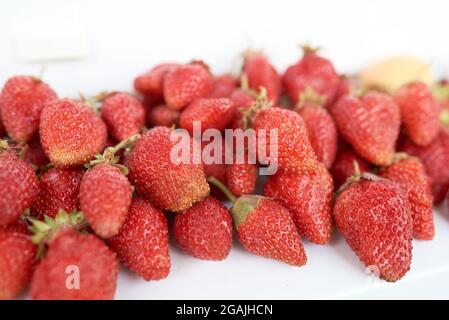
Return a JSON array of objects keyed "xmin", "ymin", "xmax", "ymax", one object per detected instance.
[
  {"xmin": 173, "ymin": 196, "xmax": 232, "ymax": 260},
  {"xmin": 209, "ymin": 177, "xmax": 307, "ymax": 266},
  {"xmin": 147, "ymin": 104, "xmax": 180, "ymax": 127},
  {"xmin": 252, "ymin": 107, "xmax": 318, "ymax": 171},
  {"xmin": 264, "ymin": 163, "xmax": 333, "ymax": 244},
  {"xmin": 209, "ymin": 74, "xmax": 237, "ymax": 98},
  {"xmin": 39, "ymin": 98, "xmax": 107, "ymax": 167},
  {"xmin": 30, "ymin": 228, "xmax": 118, "ymax": 300},
  {"xmin": 379, "ymin": 154, "xmax": 434, "ymax": 240},
  {"xmin": 80, "ymin": 135, "xmax": 138, "ymax": 238},
  {"xmin": 0, "ymin": 76, "xmax": 57, "ymax": 142},
  {"xmin": 331, "ymin": 147, "xmax": 371, "ymax": 188},
  {"xmin": 242, "ymin": 51, "xmax": 281, "ymax": 104},
  {"xmin": 134, "ymin": 63, "xmax": 179, "ymax": 103},
  {"xmin": 226, "ymin": 162, "xmax": 257, "ymax": 197},
  {"xmin": 201, "ymin": 138, "xmax": 228, "ymax": 199},
  {"xmin": 163, "ymin": 63, "xmax": 213, "ymax": 110},
  {"xmin": 0, "ymin": 229, "xmax": 37, "ymax": 299},
  {"xmin": 100, "ymin": 92, "xmax": 146, "ymax": 141},
  {"xmin": 399, "ymin": 129, "xmax": 449, "ymax": 203},
  {"xmin": 23, "ymin": 134, "xmax": 50, "ymax": 168},
  {"xmin": 283, "ymin": 47, "xmax": 339, "ymax": 107},
  {"xmin": 34, "ymin": 167, "xmax": 84, "ymax": 219},
  {"xmin": 333, "ymin": 169, "xmax": 413, "ymax": 282},
  {"xmin": 109, "ymin": 198, "xmax": 170, "ymax": 280},
  {"xmin": 179, "ymin": 98, "xmax": 234, "ymax": 135},
  {"xmin": 394, "ymin": 82, "xmax": 440, "ymax": 146},
  {"xmin": 125, "ymin": 127, "xmax": 209, "ymax": 212},
  {"xmin": 334, "ymin": 75, "xmax": 350, "ymax": 102},
  {"xmin": 229, "ymin": 88, "xmax": 255, "ymax": 129},
  {"xmin": 0, "ymin": 150, "xmax": 39, "ymax": 226},
  {"xmin": 331, "ymin": 91, "xmax": 400, "ymax": 165},
  {"xmin": 296, "ymin": 89, "xmax": 338, "ymax": 168},
  {"xmin": 0, "ymin": 115, "xmax": 5, "ymax": 138}
]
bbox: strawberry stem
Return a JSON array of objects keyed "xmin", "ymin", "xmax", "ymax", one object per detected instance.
[
  {"xmin": 207, "ymin": 176, "xmax": 237, "ymax": 203},
  {"xmin": 296, "ymin": 87, "xmax": 326, "ymax": 109}
]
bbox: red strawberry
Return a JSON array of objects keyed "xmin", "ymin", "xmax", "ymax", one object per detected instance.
[
  {"xmin": 252, "ymin": 107, "xmax": 318, "ymax": 171},
  {"xmin": 163, "ymin": 63, "xmax": 213, "ymax": 110},
  {"xmin": 209, "ymin": 177, "xmax": 307, "ymax": 266},
  {"xmin": 242, "ymin": 51, "xmax": 281, "ymax": 104},
  {"xmin": 134, "ymin": 63, "xmax": 179, "ymax": 102},
  {"xmin": 296, "ymin": 90, "xmax": 338, "ymax": 168},
  {"xmin": 334, "ymin": 75, "xmax": 350, "ymax": 102},
  {"xmin": 179, "ymin": 98, "xmax": 234, "ymax": 135},
  {"xmin": 201, "ymin": 138, "xmax": 227, "ymax": 199},
  {"xmin": 229, "ymin": 89, "xmax": 255, "ymax": 129},
  {"xmin": 30, "ymin": 229, "xmax": 118, "ymax": 300},
  {"xmin": 226, "ymin": 161, "xmax": 257, "ymax": 197},
  {"xmin": 209, "ymin": 74, "xmax": 237, "ymax": 98},
  {"xmin": 147, "ymin": 104, "xmax": 180, "ymax": 127},
  {"xmin": 80, "ymin": 164, "xmax": 132, "ymax": 238},
  {"xmin": 0, "ymin": 229, "xmax": 37, "ymax": 299},
  {"xmin": 23, "ymin": 134, "xmax": 50, "ymax": 168},
  {"xmin": 0, "ymin": 76, "xmax": 57, "ymax": 142},
  {"xmin": 34, "ymin": 167, "xmax": 84, "ymax": 219},
  {"xmin": 394, "ymin": 82, "xmax": 440, "ymax": 146},
  {"xmin": 0, "ymin": 151, "xmax": 39, "ymax": 226},
  {"xmin": 100, "ymin": 92, "xmax": 145, "ymax": 141},
  {"xmin": 0, "ymin": 115, "xmax": 5, "ymax": 138},
  {"xmin": 333, "ymin": 171, "xmax": 413, "ymax": 282},
  {"xmin": 39, "ymin": 98, "xmax": 107, "ymax": 167},
  {"xmin": 109, "ymin": 198, "xmax": 170, "ymax": 280},
  {"xmin": 331, "ymin": 91, "xmax": 400, "ymax": 165},
  {"xmin": 331, "ymin": 147, "xmax": 371, "ymax": 188},
  {"xmin": 399, "ymin": 129, "xmax": 449, "ymax": 203},
  {"xmin": 283, "ymin": 47, "xmax": 339, "ymax": 107},
  {"xmin": 379, "ymin": 155, "xmax": 434, "ymax": 240},
  {"xmin": 173, "ymin": 196, "xmax": 232, "ymax": 260},
  {"xmin": 264, "ymin": 163, "xmax": 333, "ymax": 244},
  {"xmin": 126, "ymin": 127, "xmax": 209, "ymax": 212}
]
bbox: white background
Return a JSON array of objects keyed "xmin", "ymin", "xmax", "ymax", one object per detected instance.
[{"xmin": 1, "ymin": 0, "xmax": 449, "ymax": 299}]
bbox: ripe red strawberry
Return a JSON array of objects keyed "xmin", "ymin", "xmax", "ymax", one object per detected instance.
[
  {"xmin": 0, "ymin": 229, "xmax": 37, "ymax": 299},
  {"xmin": 334, "ymin": 75, "xmax": 350, "ymax": 102},
  {"xmin": 331, "ymin": 91, "xmax": 400, "ymax": 165},
  {"xmin": 173, "ymin": 196, "xmax": 232, "ymax": 260},
  {"xmin": 23, "ymin": 134, "xmax": 50, "ymax": 168},
  {"xmin": 264, "ymin": 163, "xmax": 333, "ymax": 244},
  {"xmin": 201, "ymin": 138, "xmax": 227, "ymax": 199},
  {"xmin": 163, "ymin": 63, "xmax": 213, "ymax": 110},
  {"xmin": 147, "ymin": 104, "xmax": 180, "ymax": 127},
  {"xmin": 0, "ymin": 151, "xmax": 39, "ymax": 226},
  {"xmin": 209, "ymin": 74, "xmax": 237, "ymax": 98},
  {"xmin": 399, "ymin": 129, "xmax": 449, "ymax": 203},
  {"xmin": 394, "ymin": 82, "xmax": 440, "ymax": 146},
  {"xmin": 229, "ymin": 89, "xmax": 255, "ymax": 129},
  {"xmin": 134, "ymin": 63, "xmax": 179, "ymax": 102},
  {"xmin": 0, "ymin": 76, "xmax": 57, "ymax": 142},
  {"xmin": 209, "ymin": 177, "xmax": 307, "ymax": 266},
  {"xmin": 283, "ymin": 47, "xmax": 339, "ymax": 107},
  {"xmin": 379, "ymin": 155, "xmax": 434, "ymax": 240},
  {"xmin": 179, "ymin": 98, "xmax": 234, "ymax": 135},
  {"xmin": 39, "ymin": 98, "xmax": 107, "ymax": 167},
  {"xmin": 331, "ymin": 147, "xmax": 371, "ymax": 188},
  {"xmin": 125, "ymin": 127, "xmax": 209, "ymax": 212},
  {"xmin": 242, "ymin": 51, "xmax": 281, "ymax": 104},
  {"xmin": 30, "ymin": 229, "xmax": 118, "ymax": 300},
  {"xmin": 34, "ymin": 167, "xmax": 84, "ymax": 219},
  {"xmin": 100, "ymin": 92, "xmax": 145, "ymax": 141},
  {"xmin": 109, "ymin": 198, "xmax": 170, "ymax": 280},
  {"xmin": 226, "ymin": 162, "xmax": 257, "ymax": 197},
  {"xmin": 333, "ymin": 172, "xmax": 412, "ymax": 282},
  {"xmin": 252, "ymin": 107, "xmax": 318, "ymax": 171},
  {"xmin": 296, "ymin": 92, "xmax": 338, "ymax": 168},
  {"xmin": 80, "ymin": 164, "xmax": 132, "ymax": 238}
]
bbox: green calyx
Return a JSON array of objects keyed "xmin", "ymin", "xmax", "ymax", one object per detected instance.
[
  {"xmin": 432, "ymin": 83, "xmax": 449, "ymax": 102},
  {"xmin": 296, "ymin": 87, "xmax": 326, "ymax": 109},
  {"xmin": 334, "ymin": 161, "xmax": 380, "ymax": 199},
  {"xmin": 84, "ymin": 134, "xmax": 140, "ymax": 175},
  {"xmin": 240, "ymin": 87, "xmax": 271, "ymax": 130},
  {"xmin": 29, "ymin": 210, "xmax": 87, "ymax": 258}
]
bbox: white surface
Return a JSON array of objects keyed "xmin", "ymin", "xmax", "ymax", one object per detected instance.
[{"xmin": 1, "ymin": 0, "xmax": 448, "ymax": 299}]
